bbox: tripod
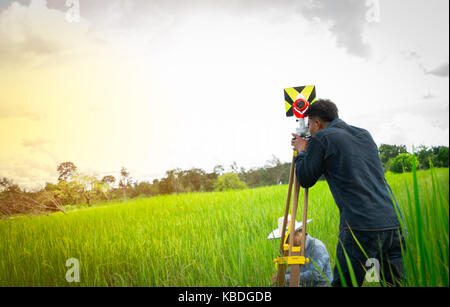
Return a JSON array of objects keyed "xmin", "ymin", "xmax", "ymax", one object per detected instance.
[{"xmin": 273, "ymin": 150, "xmax": 310, "ymax": 287}]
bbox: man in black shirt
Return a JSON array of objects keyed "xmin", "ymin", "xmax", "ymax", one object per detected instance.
[{"xmin": 291, "ymin": 99, "xmax": 406, "ymax": 287}]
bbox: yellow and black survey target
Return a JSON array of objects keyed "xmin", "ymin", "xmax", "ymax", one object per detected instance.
[{"xmin": 284, "ymin": 85, "xmax": 316, "ymax": 118}]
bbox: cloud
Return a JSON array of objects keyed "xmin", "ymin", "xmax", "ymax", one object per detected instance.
[
  {"xmin": 375, "ymin": 113, "xmax": 449, "ymax": 151},
  {"xmin": 18, "ymin": 0, "xmax": 373, "ymax": 58},
  {"xmin": 94, "ymin": 0, "xmax": 373, "ymax": 58},
  {"xmin": 422, "ymin": 92, "xmax": 434, "ymax": 100},
  {"xmin": 0, "ymin": 157, "xmax": 57, "ymax": 191},
  {"xmin": 0, "ymin": 137, "xmax": 59, "ymax": 190},
  {"xmin": 297, "ymin": 0, "xmax": 371, "ymax": 58},
  {"xmin": 0, "ymin": 1, "xmax": 57, "ymax": 63},
  {"xmin": 0, "ymin": 0, "xmax": 97, "ymax": 69},
  {"xmin": 21, "ymin": 137, "xmax": 51, "ymax": 149},
  {"xmin": 400, "ymin": 51, "xmax": 448, "ymax": 78},
  {"xmin": 21, "ymin": 137, "xmax": 60, "ymax": 163},
  {"xmin": 425, "ymin": 62, "xmax": 449, "ymax": 77},
  {"xmin": 356, "ymin": 98, "xmax": 449, "ymax": 150},
  {"xmin": 0, "ymin": 103, "xmax": 46, "ymax": 120},
  {"xmin": 401, "ymin": 50, "xmax": 421, "ymax": 62}
]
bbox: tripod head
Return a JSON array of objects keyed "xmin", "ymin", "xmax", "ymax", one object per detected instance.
[{"xmin": 284, "ymin": 85, "xmax": 317, "ymax": 139}]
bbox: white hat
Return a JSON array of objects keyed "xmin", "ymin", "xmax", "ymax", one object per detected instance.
[{"xmin": 267, "ymin": 215, "xmax": 312, "ymax": 240}]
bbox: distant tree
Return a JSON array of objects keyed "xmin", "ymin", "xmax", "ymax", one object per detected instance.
[
  {"xmin": 73, "ymin": 174, "xmax": 104, "ymax": 207},
  {"xmin": 133, "ymin": 181, "xmax": 154, "ymax": 197},
  {"xmin": 389, "ymin": 153, "xmax": 418, "ymax": 173},
  {"xmin": 52, "ymin": 180, "xmax": 80, "ymax": 205},
  {"xmin": 128, "ymin": 180, "xmax": 140, "ymax": 198},
  {"xmin": 118, "ymin": 167, "xmax": 132, "ymax": 202},
  {"xmin": 238, "ymin": 166, "xmax": 249, "ymax": 184},
  {"xmin": 427, "ymin": 146, "xmax": 442, "ymax": 167},
  {"xmin": 239, "ymin": 167, "xmax": 261, "ymax": 187},
  {"xmin": 266, "ymin": 155, "xmax": 285, "ymax": 185},
  {"xmin": 102, "ymin": 175, "xmax": 116, "ymax": 186},
  {"xmin": 180, "ymin": 168, "xmax": 206, "ymax": 192},
  {"xmin": 203, "ymin": 172, "xmax": 218, "ymax": 192},
  {"xmin": 0, "ymin": 177, "xmax": 14, "ymax": 192},
  {"xmin": 213, "ymin": 165, "xmax": 225, "ymax": 176},
  {"xmin": 0, "ymin": 177, "xmax": 21, "ymax": 201},
  {"xmin": 436, "ymin": 146, "xmax": 449, "ymax": 167},
  {"xmin": 151, "ymin": 179, "xmax": 160, "ymax": 195},
  {"xmin": 431, "ymin": 146, "xmax": 443, "ymax": 155},
  {"xmin": 44, "ymin": 182, "xmax": 56, "ymax": 191},
  {"xmin": 214, "ymin": 172, "xmax": 247, "ymax": 191},
  {"xmin": 379, "ymin": 144, "xmax": 408, "ymax": 170},
  {"xmin": 379, "ymin": 144, "xmax": 408, "ymax": 161},
  {"xmin": 279, "ymin": 162, "xmax": 294, "ymax": 184},
  {"xmin": 230, "ymin": 161, "xmax": 239, "ymax": 173},
  {"xmin": 159, "ymin": 169, "xmax": 176, "ymax": 194},
  {"xmin": 101, "ymin": 175, "xmax": 116, "ymax": 202},
  {"xmin": 416, "ymin": 145, "xmax": 434, "ymax": 169},
  {"xmin": 57, "ymin": 162, "xmax": 77, "ymax": 183},
  {"xmin": 173, "ymin": 168, "xmax": 184, "ymax": 193}
]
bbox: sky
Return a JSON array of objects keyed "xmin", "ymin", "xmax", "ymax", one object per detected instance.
[{"xmin": 0, "ymin": 0, "xmax": 448, "ymax": 191}]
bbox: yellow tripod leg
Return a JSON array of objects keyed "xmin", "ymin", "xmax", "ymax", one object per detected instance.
[
  {"xmin": 276, "ymin": 151, "xmax": 296, "ymax": 287},
  {"xmin": 288, "ymin": 173, "xmax": 301, "ymax": 287}
]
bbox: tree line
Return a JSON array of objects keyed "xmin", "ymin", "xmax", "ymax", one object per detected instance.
[
  {"xmin": 379, "ymin": 144, "xmax": 449, "ymax": 173},
  {"xmin": 0, "ymin": 144, "xmax": 448, "ymax": 216}
]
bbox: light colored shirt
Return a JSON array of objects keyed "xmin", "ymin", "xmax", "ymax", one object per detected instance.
[{"xmin": 285, "ymin": 234, "xmax": 333, "ymax": 287}]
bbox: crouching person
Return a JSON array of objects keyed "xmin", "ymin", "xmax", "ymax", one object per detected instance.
[{"xmin": 268, "ymin": 216, "xmax": 332, "ymax": 287}]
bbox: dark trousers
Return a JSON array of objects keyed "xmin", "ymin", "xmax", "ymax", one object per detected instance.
[{"xmin": 332, "ymin": 228, "xmax": 406, "ymax": 287}]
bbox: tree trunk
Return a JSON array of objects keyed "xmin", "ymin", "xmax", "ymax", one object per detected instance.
[{"xmin": 82, "ymin": 190, "xmax": 91, "ymax": 207}]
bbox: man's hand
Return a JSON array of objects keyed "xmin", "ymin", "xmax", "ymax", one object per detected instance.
[{"xmin": 291, "ymin": 133, "xmax": 309, "ymax": 152}]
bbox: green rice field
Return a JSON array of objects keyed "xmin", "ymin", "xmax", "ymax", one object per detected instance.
[{"xmin": 0, "ymin": 168, "xmax": 448, "ymax": 287}]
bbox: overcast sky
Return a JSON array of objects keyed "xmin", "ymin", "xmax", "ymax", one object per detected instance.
[{"xmin": 0, "ymin": 0, "xmax": 448, "ymax": 190}]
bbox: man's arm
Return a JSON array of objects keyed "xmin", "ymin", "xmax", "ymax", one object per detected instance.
[{"xmin": 294, "ymin": 137, "xmax": 325, "ymax": 188}]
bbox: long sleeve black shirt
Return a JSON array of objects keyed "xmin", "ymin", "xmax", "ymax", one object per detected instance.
[{"xmin": 294, "ymin": 119, "xmax": 403, "ymax": 231}]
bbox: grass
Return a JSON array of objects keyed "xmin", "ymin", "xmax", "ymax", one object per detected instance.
[
  {"xmin": 0, "ymin": 168, "xmax": 448, "ymax": 287},
  {"xmin": 397, "ymin": 162, "xmax": 449, "ymax": 286}
]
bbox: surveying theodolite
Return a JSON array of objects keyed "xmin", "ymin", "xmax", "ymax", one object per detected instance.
[{"xmin": 273, "ymin": 85, "xmax": 317, "ymax": 287}]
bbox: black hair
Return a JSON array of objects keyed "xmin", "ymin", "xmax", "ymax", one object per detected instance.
[{"xmin": 305, "ymin": 99, "xmax": 339, "ymax": 123}]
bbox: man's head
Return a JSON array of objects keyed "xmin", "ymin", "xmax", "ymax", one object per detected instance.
[
  {"xmin": 305, "ymin": 99, "xmax": 339, "ymax": 136},
  {"xmin": 286, "ymin": 230, "xmax": 307, "ymax": 247},
  {"xmin": 267, "ymin": 217, "xmax": 312, "ymax": 240}
]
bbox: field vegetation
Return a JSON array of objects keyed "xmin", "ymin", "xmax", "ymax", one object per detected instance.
[{"xmin": 0, "ymin": 166, "xmax": 447, "ymax": 287}]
